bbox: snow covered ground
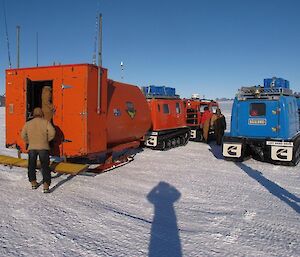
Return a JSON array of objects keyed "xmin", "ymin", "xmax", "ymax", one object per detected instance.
[{"xmin": 0, "ymin": 103, "xmax": 299, "ymax": 257}]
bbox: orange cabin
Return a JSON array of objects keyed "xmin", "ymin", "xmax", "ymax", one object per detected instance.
[
  {"xmin": 184, "ymin": 98, "xmax": 219, "ymax": 140},
  {"xmin": 184, "ymin": 98, "xmax": 219, "ymax": 126},
  {"xmin": 144, "ymin": 96, "xmax": 190, "ymax": 150},
  {"xmin": 147, "ymin": 98, "xmax": 187, "ymax": 131},
  {"xmin": 6, "ymin": 63, "xmax": 151, "ymax": 158}
]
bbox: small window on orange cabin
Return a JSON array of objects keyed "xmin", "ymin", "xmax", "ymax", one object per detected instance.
[
  {"xmin": 176, "ymin": 102, "xmax": 181, "ymax": 114},
  {"xmin": 163, "ymin": 104, "xmax": 169, "ymax": 114}
]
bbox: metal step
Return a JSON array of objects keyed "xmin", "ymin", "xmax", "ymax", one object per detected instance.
[{"xmin": 0, "ymin": 155, "xmax": 88, "ymax": 175}]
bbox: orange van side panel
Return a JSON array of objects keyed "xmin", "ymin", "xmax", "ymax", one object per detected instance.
[
  {"xmin": 148, "ymin": 99, "xmax": 186, "ymax": 131},
  {"xmin": 5, "ymin": 64, "xmax": 107, "ymax": 157},
  {"xmin": 6, "ymin": 69, "xmax": 26, "ymax": 151},
  {"xmin": 106, "ymin": 80, "xmax": 151, "ymax": 147},
  {"xmin": 86, "ymin": 66, "xmax": 108, "ymax": 154},
  {"xmin": 59, "ymin": 65, "xmax": 88, "ymax": 156}
]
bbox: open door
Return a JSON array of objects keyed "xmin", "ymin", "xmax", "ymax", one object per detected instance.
[
  {"xmin": 26, "ymin": 78, "xmax": 35, "ymax": 120},
  {"xmin": 26, "ymin": 79, "xmax": 53, "ymax": 121}
]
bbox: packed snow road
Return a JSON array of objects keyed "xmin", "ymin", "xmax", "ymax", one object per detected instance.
[{"xmin": 0, "ymin": 104, "xmax": 299, "ymax": 257}]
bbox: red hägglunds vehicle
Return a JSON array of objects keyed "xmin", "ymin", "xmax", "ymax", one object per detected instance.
[
  {"xmin": 142, "ymin": 86, "xmax": 190, "ymax": 150},
  {"xmin": 184, "ymin": 95, "xmax": 219, "ymax": 141}
]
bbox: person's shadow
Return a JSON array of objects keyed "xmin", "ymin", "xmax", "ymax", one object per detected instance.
[
  {"xmin": 147, "ymin": 182, "xmax": 182, "ymax": 257},
  {"xmin": 208, "ymin": 141, "xmax": 224, "ymax": 160},
  {"xmin": 236, "ymin": 162, "xmax": 300, "ymax": 213}
]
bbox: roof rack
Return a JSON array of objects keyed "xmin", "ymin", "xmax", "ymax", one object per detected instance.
[
  {"xmin": 200, "ymin": 98, "xmax": 216, "ymax": 102},
  {"xmin": 145, "ymin": 94, "xmax": 180, "ymax": 99},
  {"xmin": 237, "ymin": 86, "xmax": 293, "ymax": 100},
  {"xmin": 142, "ymin": 85, "xmax": 180, "ymax": 99},
  {"xmin": 294, "ymin": 92, "xmax": 300, "ymax": 98}
]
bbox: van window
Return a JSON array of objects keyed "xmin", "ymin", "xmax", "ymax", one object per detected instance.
[
  {"xmin": 163, "ymin": 104, "xmax": 169, "ymax": 114},
  {"xmin": 211, "ymin": 105, "xmax": 218, "ymax": 114},
  {"xmin": 199, "ymin": 104, "xmax": 208, "ymax": 112},
  {"xmin": 250, "ymin": 103, "xmax": 265, "ymax": 116},
  {"xmin": 176, "ymin": 102, "xmax": 181, "ymax": 114},
  {"xmin": 157, "ymin": 104, "xmax": 161, "ymax": 112},
  {"xmin": 289, "ymin": 102, "xmax": 293, "ymax": 114}
]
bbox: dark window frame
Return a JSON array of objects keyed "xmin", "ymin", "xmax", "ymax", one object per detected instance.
[
  {"xmin": 199, "ymin": 104, "xmax": 208, "ymax": 112},
  {"xmin": 176, "ymin": 102, "xmax": 181, "ymax": 114},
  {"xmin": 163, "ymin": 104, "xmax": 170, "ymax": 114},
  {"xmin": 250, "ymin": 103, "xmax": 266, "ymax": 117}
]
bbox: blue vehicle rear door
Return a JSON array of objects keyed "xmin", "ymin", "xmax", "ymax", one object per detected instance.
[{"xmin": 236, "ymin": 100, "xmax": 279, "ymax": 138}]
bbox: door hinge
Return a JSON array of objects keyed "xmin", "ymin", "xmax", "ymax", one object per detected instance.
[
  {"xmin": 272, "ymin": 108, "xmax": 281, "ymax": 115},
  {"xmin": 62, "ymin": 84, "xmax": 73, "ymax": 89},
  {"xmin": 272, "ymin": 126, "xmax": 280, "ymax": 132}
]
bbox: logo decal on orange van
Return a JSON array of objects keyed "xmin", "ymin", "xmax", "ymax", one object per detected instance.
[
  {"xmin": 127, "ymin": 110, "xmax": 136, "ymax": 119},
  {"xmin": 126, "ymin": 101, "xmax": 136, "ymax": 119}
]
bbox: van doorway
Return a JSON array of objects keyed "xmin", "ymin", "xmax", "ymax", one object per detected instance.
[{"xmin": 26, "ymin": 79, "xmax": 53, "ymax": 121}]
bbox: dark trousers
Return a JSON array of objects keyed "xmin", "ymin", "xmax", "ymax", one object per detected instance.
[
  {"xmin": 215, "ymin": 129, "xmax": 225, "ymax": 145},
  {"xmin": 28, "ymin": 150, "xmax": 51, "ymax": 185}
]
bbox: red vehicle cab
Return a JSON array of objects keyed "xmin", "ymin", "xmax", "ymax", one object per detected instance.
[
  {"xmin": 142, "ymin": 86, "xmax": 190, "ymax": 150},
  {"xmin": 184, "ymin": 95, "xmax": 219, "ymax": 141}
]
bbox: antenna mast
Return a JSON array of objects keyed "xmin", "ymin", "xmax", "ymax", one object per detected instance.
[
  {"xmin": 97, "ymin": 13, "xmax": 103, "ymax": 114},
  {"xmin": 121, "ymin": 61, "xmax": 124, "ymax": 80},
  {"xmin": 16, "ymin": 25, "xmax": 20, "ymax": 68},
  {"xmin": 3, "ymin": 1, "xmax": 12, "ymax": 68},
  {"xmin": 36, "ymin": 32, "xmax": 39, "ymax": 67},
  {"xmin": 92, "ymin": 13, "xmax": 98, "ymax": 65},
  {"xmin": 98, "ymin": 13, "xmax": 102, "ymax": 67}
]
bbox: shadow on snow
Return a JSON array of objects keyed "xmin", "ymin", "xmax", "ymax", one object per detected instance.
[
  {"xmin": 236, "ymin": 162, "xmax": 300, "ymax": 214},
  {"xmin": 208, "ymin": 142, "xmax": 224, "ymax": 160},
  {"xmin": 147, "ymin": 181, "xmax": 182, "ymax": 257}
]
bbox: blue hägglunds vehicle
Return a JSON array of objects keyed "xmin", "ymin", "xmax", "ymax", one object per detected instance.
[{"xmin": 223, "ymin": 77, "xmax": 300, "ymax": 165}]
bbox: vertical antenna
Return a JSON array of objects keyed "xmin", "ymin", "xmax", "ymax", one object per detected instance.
[
  {"xmin": 92, "ymin": 13, "xmax": 98, "ymax": 65},
  {"xmin": 120, "ymin": 61, "xmax": 124, "ymax": 80},
  {"xmin": 16, "ymin": 25, "xmax": 20, "ymax": 68},
  {"xmin": 98, "ymin": 13, "xmax": 102, "ymax": 67},
  {"xmin": 3, "ymin": 1, "xmax": 12, "ymax": 68},
  {"xmin": 92, "ymin": 0, "xmax": 100, "ymax": 65},
  {"xmin": 97, "ymin": 13, "xmax": 103, "ymax": 114},
  {"xmin": 36, "ymin": 32, "xmax": 39, "ymax": 67}
]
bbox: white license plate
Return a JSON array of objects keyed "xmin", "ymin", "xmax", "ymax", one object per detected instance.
[
  {"xmin": 223, "ymin": 143, "xmax": 242, "ymax": 158},
  {"xmin": 271, "ymin": 146, "xmax": 293, "ymax": 161},
  {"xmin": 190, "ymin": 130, "xmax": 196, "ymax": 139},
  {"xmin": 266, "ymin": 141, "xmax": 293, "ymax": 147}
]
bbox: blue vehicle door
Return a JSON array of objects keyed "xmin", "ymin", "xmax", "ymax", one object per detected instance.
[{"xmin": 236, "ymin": 100, "xmax": 279, "ymax": 138}]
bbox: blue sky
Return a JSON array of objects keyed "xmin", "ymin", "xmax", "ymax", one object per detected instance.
[{"xmin": 1, "ymin": 0, "xmax": 299, "ymax": 98}]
